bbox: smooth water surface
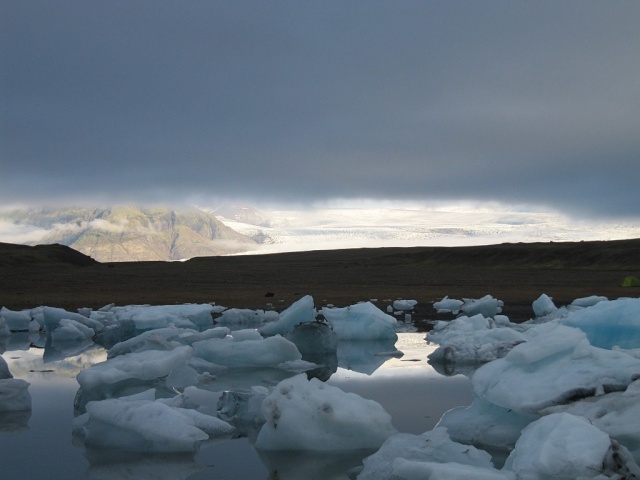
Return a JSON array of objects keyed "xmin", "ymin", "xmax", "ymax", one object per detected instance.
[{"xmin": 0, "ymin": 333, "xmax": 472, "ymax": 480}]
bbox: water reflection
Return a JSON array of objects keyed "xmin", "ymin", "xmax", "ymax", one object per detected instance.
[
  {"xmin": 83, "ymin": 448, "xmax": 206, "ymax": 480},
  {"xmin": 258, "ymin": 449, "xmax": 373, "ymax": 480},
  {"xmin": 0, "ymin": 410, "xmax": 31, "ymax": 432}
]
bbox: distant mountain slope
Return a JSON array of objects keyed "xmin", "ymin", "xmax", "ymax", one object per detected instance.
[{"xmin": 0, "ymin": 206, "xmax": 257, "ymax": 262}]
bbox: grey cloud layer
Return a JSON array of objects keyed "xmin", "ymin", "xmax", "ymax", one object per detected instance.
[{"xmin": 2, "ymin": 1, "xmax": 639, "ymax": 217}]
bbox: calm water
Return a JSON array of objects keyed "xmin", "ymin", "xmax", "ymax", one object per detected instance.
[{"xmin": 0, "ymin": 333, "xmax": 472, "ymax": 480}]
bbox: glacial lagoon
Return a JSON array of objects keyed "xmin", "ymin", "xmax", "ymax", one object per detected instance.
[{"xmin": 0, "ymin": 333, "xmax": 472, "ymax": 480}]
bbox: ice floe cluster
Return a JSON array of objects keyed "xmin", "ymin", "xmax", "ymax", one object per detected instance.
[
  {"xmin": 3, "ymin": 291, "xmax": 640, "ymax": 479},
  {"xmin": 424, "ymin": 293, "xmax": 640, "ymax": 479}
]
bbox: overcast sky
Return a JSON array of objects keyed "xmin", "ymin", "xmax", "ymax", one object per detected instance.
[{"xmin": 2, "ymin": 1, "xmax": 639, "ymax": 219}]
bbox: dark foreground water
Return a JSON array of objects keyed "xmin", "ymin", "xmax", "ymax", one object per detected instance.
[{"xmin": 0, "ymin": 333, "xmax": 472, "ymax": 480}]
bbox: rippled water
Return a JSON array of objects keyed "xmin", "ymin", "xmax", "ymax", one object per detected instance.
[{"xmin": 0, "ymin": 333, "xmax": 472, "ymax": 480}]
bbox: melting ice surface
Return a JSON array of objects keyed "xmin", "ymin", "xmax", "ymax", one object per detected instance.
[{"xmin": 3, "ymin": 294, "xmax": 640, "ymax": 479}]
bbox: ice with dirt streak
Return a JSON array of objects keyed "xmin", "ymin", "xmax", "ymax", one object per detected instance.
[{"xmin": 255, "ymin": 373, "xmax": 396, "ymax": 451}]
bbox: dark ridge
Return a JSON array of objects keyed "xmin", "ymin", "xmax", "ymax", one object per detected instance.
[
  {"xmin": 186, "ymin": 238, "xmax": 640, "ymax": 269},
  {"xmin": 0, "ymin": 242, "xmax": 97, "ymax": 268},
  {"xmin": 0, "ymin": 239, "xmax": 639, "ymax": 313}
]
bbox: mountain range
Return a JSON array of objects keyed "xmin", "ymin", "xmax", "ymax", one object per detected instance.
[{"xmin": 0, "ymin": 206, "xmax": 257, "ymax": 262}]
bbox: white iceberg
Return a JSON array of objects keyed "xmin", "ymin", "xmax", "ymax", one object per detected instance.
[
  {"xmin": 259, "ymin": 295, "xmax": 316, "ymax": 337},
  {"xmin": 193, "ymin": 335, "xmax": 302, "ymax": 368},
  {"xmin": 460, "ymin": 295, "xmax": 503, "ymax": 318},
  {"xmin": 255, "ymin": 374, "xmax": 396, "ymax": 451},
  {"xmin": 77, "ymin": 345, "xmax": 194, "ymax": 391},
  {"xmin": 542, "ymin": 379, "xmax": 640, "ymax": 462},
  {"xmin": 472, "ymin": 323, "xmax": 640, "ymax": 413},
  {"xmin": 321, "ymin": 302, "xmax": 397, "ymax": 341},
  {"xmin": 561, "ymin": 297, "xmax": 640, "ymax": 349},
  {"xmin": 74, "ymin": 398, "xmax": 234, "ymax": 452},
  {"xmin": 532, "ymin": 293, "xmax": 557, "ymax": 318},
  {"xmin": 437, "ymin": 397, "xmax": 539, "ymax": 450},
  {"xmin": 358, "ymin": 427, "xmax": 512, "ymax": 480},
  {"xmin": 504, "ymin": 412, "xmax": 640, "ymax": 479},
  {"xmin": 427, "ymin": 314, "xmax": 526, "ymax": 364},
  {"xmin": 392, "ymin": 299, "xmax": 417, "ymax": 311},
  {"xmin": 433, "ymin": 296, "xmax": 464, "ymax": 315}
]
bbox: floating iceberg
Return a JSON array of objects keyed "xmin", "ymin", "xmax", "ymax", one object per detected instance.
[
  {"xmin": 427, "ymin": 314, "xmax": 526, "ymax": 364},
  {"xmin": 392, "ymin": 299, "xmax": 417, "ymax": 311},
  {"xmin": 504, "ymin": 412, "xmax": 640, "ymax": 479},
  {"xmin": 50, "ymin": 319, "xmax": 95, "ymax": 343},
  {"xmin": 472, "ymin": 323, "xmax": 640, "ymax": 413},
  {"xmin": 460, "ymin": 295, "xmax": 504, "ymax": 318},
  {"xmin": 322, "ymin": 302, "xmax": 397, "ymax": 341},
  {"xmin": 0, "ymin": 307, "xmax": 31, "ymax": 332},
  {"xmin": 358, "ymin": 427, "xmax": 511, "ymax": 480},
  {"xmin": 542, "ymin": 379, "xmax": 640, "ymax": 462},
  {"xmin": 255, "ymin": 374, "xmax": 396, "ymax": 451},
  {"xmin": 259, "ymin": 295, "xmax": 316, "ymax": 337},
  {"xmin": 77, "ymin": 345, "xmax": 194, "ymax": 392},
  {"xmin": 437, "ymin": 397, "xmax": 539, "ymax": 450},
  {"xmin": 561, "ymin": 297, "xmax": 640, "ymax": 349},
  {"xmin": 74, "ymin": 397, "xmax": 234, "ymax": 452},
  {"xmin": 193, "ymin": 335, "xmax": 302, "ymax": 368},
  {"xmin": 532, "ymin": 293, "xmax": 557, "ymax": 318},
  {"xmin": 433, "ymin": 296, "xmax": 464, "ymax": 315}
]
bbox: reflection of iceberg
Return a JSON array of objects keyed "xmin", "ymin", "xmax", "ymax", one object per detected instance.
[
  {"xmin": 285, "ymin": 321, "xmax": 338, "ymax": 381},
  {"xmin": 259, "ymin": 449, "xmax": 373, "ymax": 480},
  {"xmin": 43, "ymin": 334, "xmax": 95, "ymax": 363},
  {"xmin": 83, "ymin": 448, "xmax": 205, "ymax": 480},
  {"xmin": 0, "ymin": 409, "xmax": 31, "ymax": 432},
  {"xmin": 337, "ymin": 339, "xmax": 399, "ymax": 375}
]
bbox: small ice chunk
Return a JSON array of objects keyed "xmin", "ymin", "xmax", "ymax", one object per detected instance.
[
  {"xmin": 433, "ymin": 296, "xmax": 464, "ymax": 314},
  {"xmin": 460, "ymin": 295, "xmax": 503, "ymax": 318},
  {"xmin": 571, "ymin": 295, "xmax": 608, "ymax": 308},
  {"xmin": 532, "ymin": 293, "xmax": 557, "ymax": 317},
  {"xmin": 437, "ymin": 397, "xmax": 539, "ymax": 449},
  {"xmin": 0, "ymin": 307, "xmax": 31, "ymax": 331},
  {"xmin": 255, "ymin": 374, "xmax": 396, "ymax": 451},
  {"xmin": 392, "ymin": 299, "xmax": 417, "ymax": 311},
  {"xmin": 50, "ymin": 319, "xmax": 95, "ymax": 343},
  {"xmin": 259, "ymin": 295, "xmax": 316, "ymax": 337}
]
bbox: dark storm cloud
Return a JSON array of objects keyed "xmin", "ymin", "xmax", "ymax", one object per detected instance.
[{"xmin": 2, "ymin": 1, "xmax": 639, "ymax": 217}]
